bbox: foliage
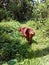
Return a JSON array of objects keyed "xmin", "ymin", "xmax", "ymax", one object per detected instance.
[
  {"xmin": 1, "ymin": 19, "xmax": 49, "ymax": 65},
  {"xmin": 7, "ymin": 0, "xmax": 33, "ymax": 21},
  {"xmin": 0, "ymin": 9, "xmax": 10, "ymax": 21},
  {"xmin": 32, "ymin": 3, "xmax": 48, "ymax": 21},
  {"xmin": 0, "ymin": 0, "xmax": 49, "ymax": 65},
  {"xmin": 0, "ymin": 0, "xmax": 49, "ymax": 21},
  {"xmin": 0, "ymin": 20, "xmax": 22, "ymax": 61}
]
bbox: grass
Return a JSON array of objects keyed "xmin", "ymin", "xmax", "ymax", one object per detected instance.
[{"xmin": 1, "ymin": 20, "xmax": 49, "ymax": 65}]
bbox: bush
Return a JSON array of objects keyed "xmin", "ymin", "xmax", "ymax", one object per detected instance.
[
  {"xmin": 0, "ymin": 20, "xmax": 22, "ymax": 61},
  {"xmin": 0, "ymin": 20, "xmax": 21, "ymax": 43},
  {"xmin": 0, "ymin": 0, "xmax": 48, "ymax": 21},
  {"xmin": 7, "ymin": 0, "xmax": 33, "ymax": 21},
  {"xmin": 0, "ymin": 9, "xmax": 11, "ymax": 21},
  {"xmin": 0, "ymin": 9, "xmax": 7, "ymax": 21},
  {"xmin": 32, "ymin": 3, "xmax": 48, "ymax": 21}
]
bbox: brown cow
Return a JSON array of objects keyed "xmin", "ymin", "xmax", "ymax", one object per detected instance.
[{"xmin": 18, "ymin": 27, "xmax": 35, "ymax": 44}]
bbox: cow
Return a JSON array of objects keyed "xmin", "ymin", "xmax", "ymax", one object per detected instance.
[{"xmin": 18, "ymin": 27, "xmax": 35, "ymax": 44}]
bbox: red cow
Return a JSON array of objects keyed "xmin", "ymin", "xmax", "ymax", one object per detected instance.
[{"xmin": 18, "ymin": 27, "xmax": 35, "ymax": 44}]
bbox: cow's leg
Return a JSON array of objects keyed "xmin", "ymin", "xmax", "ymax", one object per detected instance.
[{"xmin": 27, "ymin": 37, "xmax": 32, "ymax": 45}]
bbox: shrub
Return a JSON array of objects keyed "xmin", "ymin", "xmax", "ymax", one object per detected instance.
[
  {"xmin": 32, "ymin": 3, "xmax": 48, "ymax": 21},
  {"xmin": 7, "ymin": 0, "xmax": 33, "ymax": 21},
  {"xmin": 0, "ymin": 9, "xmax": 7, "ymax": 21},
  {"xmin": 0, "ymin": 20, "xmax": 22, "ymax": 61}
]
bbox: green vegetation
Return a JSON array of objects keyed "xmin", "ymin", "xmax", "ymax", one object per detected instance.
[
  {"xmin": 0, "ymin": 19, "xmax": 49, "ymax": 65},
  {"xmin": 0, "ymin": 0, "xmax": 33, "ymax": 21},
  {"xmin": 0, "ymin": 20, "xmax": 22, "ymax": 61},
  {"xmin": 0, "ymin": 0, "xmax": 49, "ymax": 65},
  {"xmin": 0, "ymin": 0, "xmax": 49, "ymax": 21}
]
